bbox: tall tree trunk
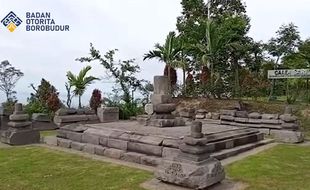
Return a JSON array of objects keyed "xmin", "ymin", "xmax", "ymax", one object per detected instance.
[
  {"xmin": 6, "ymin": 91, "xmax": 9, "ymax": 102},
  {"xmin": 78, "ymin": 95, "xmax": 82, "ymax": 108},
  {"xmin": 167, "ymin": 64, "xmax": 172, "ymax": 94},
  {"xmin": 234, "ymin": 59, "xmax": 240, "ymax": 98},
  {"xmin": 183, "ymin": 66, "xmax": 186, "ymax": 92}
]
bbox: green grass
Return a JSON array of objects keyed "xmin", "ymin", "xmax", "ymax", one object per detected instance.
[
  {"xmin": 0, "ymin": 146, "xmax": 152, "ymax": 190},
  {"xmin": 226, "ymin": 144, "xmax": 310, "ymax": 190},
  {"xmin": 40, "ymin": 130, "xmax": 57, "ymax": 137}
]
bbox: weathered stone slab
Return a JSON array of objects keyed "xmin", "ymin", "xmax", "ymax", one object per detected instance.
[
  {"xmin": 281, "ymin": 123, "xmax": 299, "ymax": 130},
  {"xmin": 139, "ymin": 135, "xmax": 164, "ymax": 146},
  {"xmin": 32, "ymin": 113, "xmax": 50, "ymax": 122},
  {"xmin": 260, "ymin": 119, "xmax": 281, "ymax": 125},
  {"xmin": 94, "ymin": 145, "xmax": 106, "ymax": 156},
  {"xmin": 248, "ymin": 112, "xmax": 261, "ymax": 119},
  {"xmin": 54, "ymin": 115, "xmax": 88, "ymax": 124},
  {"xmin": 9, "ymin": 114, "xmax": 29, "ymax": 121},
  {"xmin": 82, "ymin": 133, "xmax": 99, "ymax": 145},
  {"xmin": 153, "ymin": 76, "xmax": 170, "ymax": 95},
  {"xmin": 220, "ymin": 115, "xmax": 235, "ymax": 122},
  {"xmin": 128, "ymin": 142, "xmax": 162, "ymax": 156},
  {"xmin": 179, "ymin": 109, "xmax": 195, "ymax": 118},
  {"xmin": 1, "ymin": 129, "xmax": 40, "ymax": 145},
  {"xmin": 151, "ymin": 114, "xmax": 175, "ymax": 119},
  {"xmin": 234, "ymin": 117, "xmax": 249, "ymax": 123},
  {"xmin": 61, "ymin": 124, "xmax": 88, "ymax": 132},
  {"xmin": 83, "ymin": 144, "xmax": 96, "ymax": 154},
  {"xmin": 270, "ymin": 130, "xmax": 304, "ymax": 143},
  {"xmin": 153, "ymin": 104, "xmax": 176, "ymax": 114},
  {"xmin": 97, "ymin": 107, "xmax": 119, "ymax": 123},
  {"xmin": 195, "ymin": 114, "xmax": 205, "ymax": 119},
  {"xmin": 262, "ymin": 114, "xmax": 279, "ymax": 120},
  {"xmin": 71, "ymin": 141, "xmax": 85, "ymax": 151},
  {"xmin": 279, "ymin": 114, "xmax": 297, "ymax": 123},
  {"xmin": 162, "ymin": 138, "xmax": 180, "ymax": 148},
  {"xmin": 183, "ymin": 136, "xmax": 208, "ymax": 146},
  {"xmin": 7, "ymin": 121, "xmax": 31, "ymax": 128},
  {"xmin": 149, "ymin": 119, "xmax": 175, "ymax": 127},
  {"xmin": 66, "ymin": 131, "xmax": 82, "ymax": 142},
  {"xmin": 107, "ymin": 138, "xmax": 128, "ymax": 150},
  {"xmin": 57, "ymin": 138, "xmax": 72, "ymax": 148},
  {"xmin": 174, "ymin": 118, "xmax": 186, "ymax": 126},
  {"xmin": 179, "ymin": 144, "xmax": 209, "ymax": 155},
  {"xmin": 220, "ymin": 109, "xmax": 236, "ymax": 116},
  {"xmin": 86, "ymin": 115, "xmax": 99, "ymax": 121},
  {"xmin": 104, "ymin": 148, "xmax": 125, "ymax": 159},
  {"xmin": 248, "ymin": 118, "xmax": 261, "ymax": 124},
  {"xmin": 162, "ymin": 147, "xmax": 180, "ymax": 158},
  {"xmin": 151, "ymin": 94, "xmax": 172, "ymax": 105},
  {"xmin": 141, "ymin": 155, "xmax": 162, "ymax": 167},
  {"xmin": 99, "ymin": 136, "xmax": 108, "ymax": 146},
  {"xmin": 121, "ymin": 152, "xmax": 143, "ymax": 164},
  {"xmin": 155, "ymin": 158, "xmax": 225, "ymax": 189},
  {"xmin": 235, "ymin": 111, "xmax": 248, "ymax": 118},
  {"xmin": 56, "ymin": 130, "xmax": 67, "ymax": 138},
  {"xmin": 211, "ymin": 112, "xmax": 220, "ymax": 120}
]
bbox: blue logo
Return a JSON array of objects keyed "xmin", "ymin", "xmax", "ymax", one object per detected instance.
[{"xmin": 1, "ymin": 11, "xmax": 22, "ymax": 32}]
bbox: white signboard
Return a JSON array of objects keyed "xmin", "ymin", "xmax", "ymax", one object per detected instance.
[{"xmin": 268, "ymin": 69, "xmax": 310, "ymax": 79}]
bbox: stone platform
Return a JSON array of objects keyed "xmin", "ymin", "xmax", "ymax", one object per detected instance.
[{"xmin": 54, "ymin": 121, "xmax": 271, "ymax": 167}]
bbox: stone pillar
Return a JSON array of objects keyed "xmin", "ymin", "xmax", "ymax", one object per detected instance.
[
  {"xmin": 153, "ymin": 76, "xmax": 170, "ymax": 95},
  {"xmin": 145, "ymin": 75, "xmax": 185, "ymax": 127},
  {"xmin": 0, "ymin": 103, "xmax": 40, "ymax": 145},
  {"xmin": 156, "ymin": 121, "xmax": 225, "ymax": 189}
]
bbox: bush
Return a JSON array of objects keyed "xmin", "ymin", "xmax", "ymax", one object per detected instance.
[
  {"xmin": 1, "ymin": 100, "xmax": 17, "ymax": 115},
  {"xmin": 24, "ymin": 100, "xmax": 49, "ymax": 116},
  {"xmin": 118, "ymin": 102, "xmax": 144, "ymax": 120},
  {"xmin": 90, "ymin": 89, "xmax": 102, "ymax": 112},
  {"xmin": 47, "ymin": 92, "xmax": 61, "ymax": 112}
]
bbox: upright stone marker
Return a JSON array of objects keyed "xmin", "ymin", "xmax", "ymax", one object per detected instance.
[
  {"xmin": 147, "ymin": 76, "xmax": 185, "ymax": 127},
  {"xmin": 156, "ymin": 121, "xmax": 225, "ymax": 189},
  {"xmin": 0, "ymin": 103, "xmax": 40, "ymax": 145}
]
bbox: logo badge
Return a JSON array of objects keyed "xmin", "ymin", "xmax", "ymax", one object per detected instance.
[{"xmin": 1, "ymin": 11, "xmax": 22, "ymax": 32}]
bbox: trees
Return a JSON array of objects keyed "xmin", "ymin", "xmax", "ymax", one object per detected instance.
[
  {"xmin": 77, "ymin": 44, "xmax": 147, "ymax": 104},
  {"xmin": 0, "ymin": 60, "xmax": 24, "ymax": 101},
  {"xmin": 90, "ymin": 89, "xmax": 102, "ymax": 112},
  {"xmin": 144, "ymin": 32, "xmax": 181, "ymax": 88},
  {"xmin": 66, "ymin": 66, "xmax": 99, "ymax": 108},
  {"xmin": 27, "ymin": 78, "xmax": 61, "ymax": 115}
]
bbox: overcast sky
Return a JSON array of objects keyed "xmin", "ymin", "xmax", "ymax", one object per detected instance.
[{"xmin": 0, "ymin": 0, "xmax": 309, "ymax": 106}]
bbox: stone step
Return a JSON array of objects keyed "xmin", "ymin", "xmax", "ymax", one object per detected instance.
[
  {"xmin": 209, "ymin": 132, "xmax": 264, "ymax": 152},
  {"xmin": 211, "ymin": 139, "xmax": 274, "ymax": 160},
  {"xmin": 207, "ymin": 128, "xmax": 259, "ymax": 143}
]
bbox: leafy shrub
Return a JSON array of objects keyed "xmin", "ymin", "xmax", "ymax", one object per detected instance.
[
  {"xmin": 90, "ymin": 89, "xmax": 102, "ymax": 112},
  {"xmin": 24, "ymin": 100, "xmax": 49, "ymax": 116},
  {"xmin": 1, "ymin": 99, "xmax": 17, "ymax": 115},
  {"xmin": 118, "ymin": 102, "xmax": 144, "ymax": 120},
  {"xmin": 47, "ymin": 92, "xmax": 61, "ymax": 112}
]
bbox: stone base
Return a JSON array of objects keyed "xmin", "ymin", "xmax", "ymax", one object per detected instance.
[
  {"xmin": 0, "ymin": 128, "xmax": 40, "ymax": 145},
  {"xmin": 149, "ymin": 118, "xmax": 185, "ymax": 128},
  {"xmin": 156, "ymin": 158, "xmax": 225, "ymax": 189}
]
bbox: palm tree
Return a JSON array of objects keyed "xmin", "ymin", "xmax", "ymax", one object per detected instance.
[
  {"xmin": 144, "ymin": 31, "xmax": 181, "ymax": 91},
  {"xmin": 66, "ymin": 66, "xmax": 99, "ymax": 108},
  {"xmin": 196, "ymin": 20, "xmax": 231, "ymax": 87}
]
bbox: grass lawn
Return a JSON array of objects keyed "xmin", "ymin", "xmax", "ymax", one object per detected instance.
[
  {"xmin": 40, "ymin": 130, "xmax": 57, "ymax": 137},
  {"xmin": 0, "ymin": 146, "xmax": 152, "ymax": 190},
  {"xmin": 226, "ymin": 144, "xmax": 310, "ymax": 190}
]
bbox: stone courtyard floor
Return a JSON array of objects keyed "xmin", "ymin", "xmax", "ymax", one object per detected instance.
[{"xmin": 88, "ymin": 120, "xmax": 241, "ymax": 138}]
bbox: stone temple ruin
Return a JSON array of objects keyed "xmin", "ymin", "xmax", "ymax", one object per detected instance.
[
  {"xmin": 138, "ymin": 76, "xmax": 185, "ymax": 127},
  {"xmin": 0, "ymin": 75, "xmax": 305, "ymax": 189},
  {"xmin": 52, "ymin": 76, "xmax": 277, "ymax": 189},
  {"xmin": 0, "ymin": 103, "xmax": 40, "ymax": 145}
]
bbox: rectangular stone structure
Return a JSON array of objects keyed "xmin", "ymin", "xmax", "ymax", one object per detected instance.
[{"xmin": 97, "ymin": 107, "xmax": 119, "ymax": 123}]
